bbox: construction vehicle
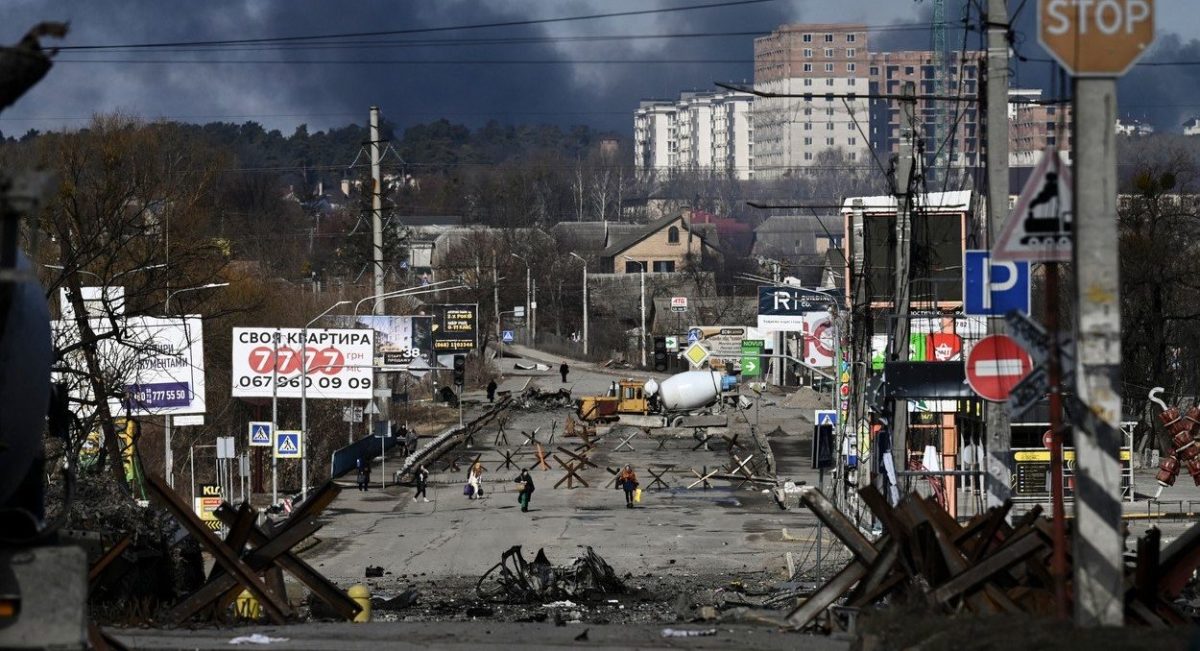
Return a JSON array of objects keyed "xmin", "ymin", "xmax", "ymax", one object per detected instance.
[{"xmin": 576, "ymin": 371, "xmax": 731, "ymax": 429}]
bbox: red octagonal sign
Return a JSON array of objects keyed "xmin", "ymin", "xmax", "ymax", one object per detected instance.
[{"xmin": 966, "ymin": 334, "xmax": 1033, "ymax": 402}]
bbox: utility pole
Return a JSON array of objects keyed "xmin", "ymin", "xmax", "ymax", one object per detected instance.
[
  {"xmin": 1071, "ymin": 76, "xmax": 1125, "ymax": 628},
  {"xmin": 888, "ymin": 81, "xmax": 917, "ymax": 488},
  {"xmin": 984, "ymin": 0, "xmax": 1014, "ymax": 512},
  {"xmin": 370, "ymin": 106, "xmax": 384, "ymax": 311},
  {"xmin": 493, "ymin": 254, "xmax": 500, "ymax": 340}
]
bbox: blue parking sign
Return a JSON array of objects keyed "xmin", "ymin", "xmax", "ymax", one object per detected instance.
[{"xmin": 964, "ymin": 250, "xmax": 1030, "ymax": 317}]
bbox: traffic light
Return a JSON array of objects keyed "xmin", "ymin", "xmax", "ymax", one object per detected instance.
[
  {"xmin": 453, "ymin": 355, "xmax": 466, "ymax": 387},
  {"xmin": 653, "ymin": 337, "xmax": 668, "ymax": 372}
]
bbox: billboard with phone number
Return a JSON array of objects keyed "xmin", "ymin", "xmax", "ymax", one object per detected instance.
[{"xmin": 231, "ymin": 328, "xmax": 374, "ymax": 399}]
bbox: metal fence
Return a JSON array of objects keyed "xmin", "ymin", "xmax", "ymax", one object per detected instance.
[{"xmin": 330, "ymin": 434, "xmax": 401, "ymax": 480}]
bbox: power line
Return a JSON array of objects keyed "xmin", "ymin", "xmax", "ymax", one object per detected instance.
[
  {"xmin": 56, "ymin": 0, "xmax": 779, "ymax": 51},
  {"xmin": 56, "ymin": 58, "xmax": 761, "ymax": 65}
]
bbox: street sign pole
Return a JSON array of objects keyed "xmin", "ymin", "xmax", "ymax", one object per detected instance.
[{"xmin": 1071, "ymin": 75, "xmax": 1125, "ymax": 628}]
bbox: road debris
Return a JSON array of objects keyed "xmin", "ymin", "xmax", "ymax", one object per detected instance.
[
  {"xmin": 784, "ymin": 485, "xmax": 1200, "ymax": 631},
  {"xmin": 229, "ymin": 634, "xmax": 289, "ymax": 645},
  {"xmin": 660, "ymin": 627, "xmax": 718, "ymax": 637},
  {"xmin": 477, "ymin": 546, "xmax": 625, "ymax": 603}
]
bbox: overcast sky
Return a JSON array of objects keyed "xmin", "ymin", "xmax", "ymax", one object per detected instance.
[{"xmin": 2, "ymin": 0, "xmax": 1199, "ymax": 138}]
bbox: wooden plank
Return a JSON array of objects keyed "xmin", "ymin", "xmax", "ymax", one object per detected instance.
[
  {"xmin": 785, "ymin": 560, "xmax": 868, "ymax": 629},
  {"xmin": 930, "ymin": 529, "xmax": 1045, "ymax": 604},
  {"xmin": 799, "ymin": 487, "xmax": 878, "ymax": 564},
  {"xmin": 145, "ymin": 475, "xmax": 293, "ymax": 624}
]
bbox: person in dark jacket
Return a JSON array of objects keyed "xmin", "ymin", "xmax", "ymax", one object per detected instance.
[
  {"xmin": 413, "ymin": 464, "xmax": 430, "ymax": 503},
  {"xmin": 514, "ymin": 468, "xmax": 535, "ymax": 512},
  {"xmin": 560, "ymin": 362, "xmax": 569, "ymax": 383},
  {"xmin": 487, "ymin": 378, "xmax": 498, "ymax": 403},
  {"xmin": 356, "ymin": 458, "xmax": 371, "ymax": 492},
  {"xmin": 616, "ymin": 464, "xmax": 638, "ymax": 508}
]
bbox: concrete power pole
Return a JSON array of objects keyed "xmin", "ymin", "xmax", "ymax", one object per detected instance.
[
  {"xmin": 370, "ymin": 106, "xmax": 384, "ymax": 311},
  {"xmin": 1071, "ymin": 77, "xmax": 1125, "ymax": 628},
  {"xmin": 888, "ymin": 82, "xmax": 917, "ymax": 488},
  {"xmin": 984, "ymin": 0, "xmax": 1013, "ymax": 510}
]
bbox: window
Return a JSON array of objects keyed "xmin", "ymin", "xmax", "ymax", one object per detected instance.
[
  {"xmin": 849, "ymin": 152, "xmax": 857, "ymax": 161},
  {"xmin": 803, "ymin": 33, "xmax": 812, "ymax": 43},
  {"xmin": 847, "ymin": 48, "xmax": 856, "ymax": 57},
  {"xmin": 824, "ymin": 48, "xmax": 834, "ymax": 57},
  {"xmin": 667, "ymin": 226, "xmax": 680, "ymax": 244},
  {"xmin": 826, "ymin": 107, "xmax": 834, "ymax": 116},
  {"xmin": 825, "ymin": 78, "xmax": 834, "ymax": 86},
  {"xmin": 804, "ymin": 78, "xmax": 813, "ymax": 86},
  {"xmin": 803, "ymin": 63, "xmax": 813, "ymax": 72},
  {"xmin": 804, "ymin": 108, "xmax": 812, "ymax": 115},
  {"xmin": 847, "ymin": 62, "xmax": 856, "ymax": 72},
  {"xmin": 826, "ymin": 137, "xmax": 835, "ymax": 146},
  {"xmin": 848, "ymin": 77, "xmax": 856, "ymax": 86},
  {"xmin": 803, "ymin": 137, "xmax": 813, "ymax": 145},
  {"xmin": 803, "ymin": 48, "xmax": 812, "ymax": 57},
  {"xmin": 848, "ymin": 137, "xmax": 857, "ymax": 146},
  {"xmin": 825, "ymin": 63, "xmax": 834, "ymax": 72},
  {"xmin": 624, "ymin": 260, "xmax": 643, "ymax": 273},
  {"xmin": 905, "ymin": 66, "xmax": 914, "ymax": 75},
  {"xmin": 652, "ymin": 260, "xmax": 675, "ymax": 273},
  {"xmin": 827, "ymin": 122, "xmax": 834, "ymax": 130},
  {"xmin": 803, "ymin": 122, "xmax": 812, "ymax": 131},
  {"xmin": 847, "ymin": 33, "xmax": 856, "ymax": 43},
  {"xmin": 804, "ymin": 152, "xmax": 813, "ymax": 160},
  {"xmin": 824, "ymin": 33, "xmax": 834, "ymax": 43},
  {"xmin": 870, "ymin": 65, "xmax": 879, "ymax": 75}
]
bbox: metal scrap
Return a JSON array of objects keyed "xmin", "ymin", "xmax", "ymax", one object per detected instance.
[
  {"xmin": 476, "ymin": 546, "xmax": 625, "ymax": 603},
  {"xmin": 513, "ymin": 387, "xmax": 574, "ymax": 410}
]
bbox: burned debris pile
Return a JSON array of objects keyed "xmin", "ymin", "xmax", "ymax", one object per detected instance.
[
  {"xmin": 786, "ymin": 485, "xmax": 1200, "ymax": 631},
  {"xmin": 513, "ymin": 387, "xmax": 574, "ymax": 411},
  {"xmin": 476, "ymin": 545, "xmax": 625, "ymax": 603}
]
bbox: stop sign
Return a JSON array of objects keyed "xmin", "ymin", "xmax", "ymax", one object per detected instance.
[
  {"xmin": 966, "ymin": 335, "xmax": 1033, "ymax": 402},
  {"xmin": 1040, "ymin": 0, "xmax": 1155, "ymax": 77}
]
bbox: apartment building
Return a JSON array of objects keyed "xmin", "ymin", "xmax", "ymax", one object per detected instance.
[
  {"xmin": 867, "ymin": 50, "xmax": 984, "ymax": 170},
  {"xmin": 633, "ymin": 90, "xmax": 754, "ymax": 181},
  {"xmin": 1008, "ymin": 88, "xmax": 1073, "ymax": 167},
  {"xmin": 751, "ymin": 23, "xmax": 872, "ymax": 179}
]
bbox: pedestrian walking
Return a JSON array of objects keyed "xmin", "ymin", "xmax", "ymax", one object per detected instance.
[
  {"xmin": 487, "ymin": 378, "xmax": 498, "ymax": 403},
  {"xmin": 560, "ymin": 361, "xmax": 569, "ymax": 383},
  {"xmin": 405, "ymin": 428, "xmax": 418, "ymax": 457},
  {"xmin": 356, "ymin": 458, "xmax": 371, "ymax": 492},
  {"xmin": 466, "ymin": 461, "xmax": 485, "ymax": 500},
  {"xmin": 514, "ymin": 468, "xmax": 535, "ymax": 512},
  {"xmin": 413, "ymin": 464, "xmax": 430, "ymax": 503},
  {"xmin": 616, "ymin": 464, "xmax": 638, "ymax": 508}
]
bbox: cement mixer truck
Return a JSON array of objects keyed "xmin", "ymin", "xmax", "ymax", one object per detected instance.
[{"xmin": 575, "ymin": 371, "xmax": 732, "ymax": 428}]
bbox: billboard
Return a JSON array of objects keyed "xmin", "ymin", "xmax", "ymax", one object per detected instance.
[
  {"xmin": 432, "ymin": 304, "xmax": 478, "ymax": 353},
  {"xmin": 231, "ymin": 327, "xmax": 374, "ymax": 399},
  {"xmin": 53, "ymin": 316, "xmax": 207, "ymax": 417},
  {"xmin": 757, "ymin": 286, "xmax": 834, "ymax": 331},
  {"xmin": 326, "ymin": 315, "xmax": 434, "ymax": 370}
]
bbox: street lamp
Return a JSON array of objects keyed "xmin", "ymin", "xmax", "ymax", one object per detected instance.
[
  {"xmin": 569, "ymin": 252, "xmax": 588, "ymax": 357},
  {"xmin": 511, "ymin": 253, "xmax": 531, "ymax": 344},
  {"xmin": 623, "ymin": 256, "xmax": 647, "ymax": 368},
  {"xmin": 301, "ymin": 299, "xmax": 350, "ymax": 502},
  {"xmin": 351, "ymin": 279, "xmax": 465, "ymax": 318},
  {"xmin": 165, "ymin": 282, "xmax": 230, "ymax": 313},
  {"xmin": 159, "ymin": 281, "xmax": 228, "ymax": 489}
]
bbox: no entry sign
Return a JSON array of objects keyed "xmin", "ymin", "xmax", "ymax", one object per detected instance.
[{"xmin": 966, "ymin": 334, "xmax": 1033, "ymax": 402}]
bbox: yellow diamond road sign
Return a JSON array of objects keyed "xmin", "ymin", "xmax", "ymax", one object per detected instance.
[{"xmin": 684, "ymin": 342, "xmax": 710, "ymax": 367}]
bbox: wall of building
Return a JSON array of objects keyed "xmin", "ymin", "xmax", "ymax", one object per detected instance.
[
  {"xmin": 613, "ymin": 217, "xmax": 702, "ymax": 274},
  {"xmin": 633, "ymin": 91, "xmax": 754, "ymax": 181}
]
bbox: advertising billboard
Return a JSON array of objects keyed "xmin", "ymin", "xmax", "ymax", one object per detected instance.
[
  {"xmin": 231, "ymin": 327, "xmax": 374, "ymax": 399},
  {"xmin": 432, "ymin": 304, "xmax": 478, "ymax": 353},
  {"xmin": 326, "ymin": 315, "xmax": 434, "ymax": 370}
]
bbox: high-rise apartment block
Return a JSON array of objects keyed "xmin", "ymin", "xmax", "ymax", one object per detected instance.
[
  {"xmin": 633, "ymin": 90, "xmax": 754, "ymax": 181},
  {"xmin": 751, "ymin": 24, "xmax": 871, "ymax": 179},
  {"xmin": 634, "ymin": 22, "xmax": 1075, "ymax": 181}
]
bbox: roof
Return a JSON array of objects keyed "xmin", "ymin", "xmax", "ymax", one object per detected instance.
[
  {"xmin": 751, "ymin": 214, "xmax": 842, "ymax": 261},
  {"xmin": 600, "ymin": 213, "xmax": 709, "ymax": 259},
  {"xmin": 550, "ymin": 221, "xmax": 641, "ymax": 254},
  {"xmin": 841, "ymin": 190, "xmax": 974, "ymax": 214}
]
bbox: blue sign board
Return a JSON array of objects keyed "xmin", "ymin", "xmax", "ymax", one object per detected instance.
[
  {"xmin": 964, "ymin": 250, "xmax": 1031, "ymax": 317},
  {"xmin": 815, "ymin": 409, "xmax": 838, "ymax": 426},
  {"xmin": 687, "ymin": 328, "xmax": 702, "ymax": 344},
  {"xmin": 501, "ymin": 330, "xmax": 515, "ymax": 343},
  {"xmin": 248, "ymin": 421, "xmax": 272, "ymax": 447},
  {"xmin": 275, "ymin": 430, "xmax": 302, "ymax": 458},
  {"xmin": 124, "ymin": 382, "xmax": 191, "ymax": 410}
]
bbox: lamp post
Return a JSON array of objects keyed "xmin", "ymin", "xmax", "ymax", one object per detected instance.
[
  {"xmin": 511, "ymin": 253, "xmax": 530, "ymax": 345},
  {"xmin": 301, "ymin": 299, "xmax": 350, "ymax": 502},
  {"xmin": 623, "ymin": 256, "xmax": 647, "ymax": 368},
  {"xmin": 569, "ymin": 252, "xmax": 588, "ymax": 357},
  {"xmin": 160, "ymin": 281, "xmax": 229, "ymax": 489}
]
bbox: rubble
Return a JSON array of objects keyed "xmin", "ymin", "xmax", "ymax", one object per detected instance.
[
  {"xmin": 783, "ymin": 485, "xmax": 1200, "ymax": 631},
  {"xmin": 476, "ymin": 546, "xmax": 626, "ymax": 603},
  {"xmin": 512, "ymin": 387, "xmax": 574, "ymax": 410}
]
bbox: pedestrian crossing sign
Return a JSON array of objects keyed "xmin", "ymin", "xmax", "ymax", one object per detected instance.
[
  {"xmin": 501, "ymin": 330, "xmax": 514, "ymax": 343},
  {"xmin": 815, "ymin": 410, "xmax": 838, "ymax": 427},
  {"xmin": 274, "ymin": 430, "xmax": 302, "ymax": 459},
  {"xmin": 248, "ymin": 421, "xmax": 272, "ymax": 447}
]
